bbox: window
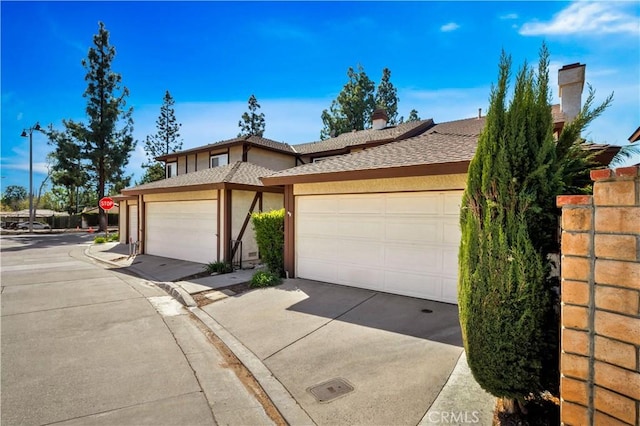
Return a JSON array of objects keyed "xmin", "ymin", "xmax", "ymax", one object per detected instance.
[
  {"xmin": 210, "ymin": 153, "xmax": 229, "ymax": 168},
  {"xmin": 166, "ymin": 162, "xmax": 177, "ymax": 178}
]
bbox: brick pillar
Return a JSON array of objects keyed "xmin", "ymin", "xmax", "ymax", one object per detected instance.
[{"xmin": 557, "ymin": 166, "xmax": 640, "ymax": 426}]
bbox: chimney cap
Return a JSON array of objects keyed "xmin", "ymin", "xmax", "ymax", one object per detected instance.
[
  {"xmin": 372, "ymin": 108, "xmax": 388, "ymax": 121},
  {"xmin": 559, "ymin": 62, "xmax": 583, "ymax": 71}
]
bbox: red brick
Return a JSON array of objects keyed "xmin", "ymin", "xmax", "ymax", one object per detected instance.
[
  {"xmin": 594, "ymin": 361, "xmax": 640, "ymax": 400},
  {"xmin": 594, "ymin": 410, "xmax": 633, "ymax": 426},
  {"xmin": 561, "ymin": 401, "xmax": 589, "ymax": 426},
  {"xmin": 562, "ymin": 328, "xmax": 590, "ymax": 356},
  {"xmin": 562, "ymin": 207, "xmax": 593, "ymax": 232},
  {"xmin": 562, "ymin": 232, "xmax": 591, "ymax": 256},
  {"xmin": 591, "ymin": 168, "xmax": 613, "ymax": 181},
  {"xmin": 595, "ymin": 259, "xmax": 640, "ymax": 290},
  {"xmin": 595, "ymin": 285, "xmax": 639, "ymax": 316},
  {"xmin": 563, "ymin": 304, "xmax": 589, "ymax": 330},
  {"xmin": 595, "ymin": 234, "xmax": 638, "ymax": 261},
  {"xmin": 594, "ymin": 386, "xmax": 637, "ymax": 425},
  {"xmin": 595, "ymin": 310, "xmax": 640, "ymax": 345},
  {"xmin": 561, "ymin": 376, "xmax": 588, "ymax": 405},
  {"xmin": 557, "ymin": 195, "xmax": 592, "ymax": 207},
  {"xmin": 594, "ymin": 180, "xmax": 636, "ymax": 206},
  {"xmin": 562, "ymin": 281, "xmax": 590, "ymax": 306},
  {"xmin": 562, "ymin": 257, "xmax": 591, "ymax": 282},
  {"xmin": 614, "ymin": 165, "xmax": 640, "ymax": 178},
  {"xmin": 562, "ymin": 353, "xmax": 589, "ymax": 380},
  {"xmin": 595, "ymin": 207, "xmax": 640, "ymax": 234},
  {"xmin": 595, "ymin": 336, "xmax": 638, "ymax": 370}
]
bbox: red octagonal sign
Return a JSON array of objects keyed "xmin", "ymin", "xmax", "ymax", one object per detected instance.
[{"xmin": 99, "ymin": 197, "xmax": 115, "ymax": 211}]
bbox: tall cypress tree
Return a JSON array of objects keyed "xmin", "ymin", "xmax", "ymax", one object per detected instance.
[
  {"xmin": 140, "ymin": 90, "xmax": 183, "ymax": 184},
  {"xmin": 59, "ymin": 22, "xmax": 135, "ymax": 230},
  {"xmin": 458, "ymin": 46, "xmax": 560, "ymax": 413},
  {"xmin": 238, "ymin": 94, "xmax": 266, "ymax": 137}
]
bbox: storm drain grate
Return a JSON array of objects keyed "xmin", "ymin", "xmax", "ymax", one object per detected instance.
[{"xmin": 307, "ymin": 378, "xmax": 354, "ymax": 403}]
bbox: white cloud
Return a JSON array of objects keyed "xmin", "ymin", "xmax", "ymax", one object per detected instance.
[
  {"xmin": 520, "ymin": 2, "xmax": 640, "ymax": 36},
  {"xmin": 500, "ymin": 13, "xmax": 518, "ymax": 20},
  {"xmin": 440, "ymin": 22, "xmax": 460, "ymax": 32}
]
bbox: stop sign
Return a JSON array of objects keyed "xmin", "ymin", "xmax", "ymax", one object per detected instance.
[{"xmin": 99, "ymin": 197, "xmax": 115, "ymax": 211}]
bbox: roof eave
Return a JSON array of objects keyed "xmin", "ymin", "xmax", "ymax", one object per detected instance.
[{"xmin": 260, "ymin": 161, "xmax": 471, "ymax": 186}]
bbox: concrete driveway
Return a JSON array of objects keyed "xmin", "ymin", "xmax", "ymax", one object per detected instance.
[{"xmin": 202, "ymin": 278, "xmax": 464, "ymax": 426}]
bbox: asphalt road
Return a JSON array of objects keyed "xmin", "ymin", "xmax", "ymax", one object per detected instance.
[{"xmin": 0, "ymin": 233, "xmax": 272, "ymax": 426}]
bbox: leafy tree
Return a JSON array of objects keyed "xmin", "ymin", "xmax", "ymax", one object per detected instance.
[
  {"xmin": 407, "ymin": 109, "xmax": 420, "ymax": 122},
  {"xmin": 238, "ymin": 94, "xmax": 266, "ymax": 137},
  {"xmin": 375, "ymin": 68, "xmax": 399, "ymax": 125},
  {"xmin": 141, "ymin": 90, "xmax": 182, "ymax": 183},
  {"xmin": 458, "ymin": 45, "xmax": 612, "ymax": 416},
  {"xmin": 320, "ymin": 65, "xmax": 376, "ymax": 139},
  {"xmin": 49, "ymin": 22, "xmax": 135, "ymax": 230},
  {"xmin": 2, "ymin": 185, "xmax": 27, "ymax": 211}
]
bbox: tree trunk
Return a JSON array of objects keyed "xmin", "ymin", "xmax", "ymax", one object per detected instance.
[{"xmin": 502, "ymin": 397, "xmax": 518, "ymax": 415}]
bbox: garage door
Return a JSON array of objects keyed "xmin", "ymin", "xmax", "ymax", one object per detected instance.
[
  {"xmin": 146, "ymin": 200, "xmax": 217, "ymax": 264},
  {"xmin": 296, "ymin": 191, "xmax": 462, "ymax": 304},
  {"xmin": 128, "ymin": 205, "xmax": 138, "ymax": 243}
]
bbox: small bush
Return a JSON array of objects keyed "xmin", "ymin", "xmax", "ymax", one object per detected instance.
[
  {"xmin": 107, "ymin": 233, "xmax": 119, "ymax": 242},
  {"xmin": 204, "ymin": 260, "xmax": 233, "ymax": 275},
  {"xmin": 93, "ymin": 236, "xmax": 107, "ymax": 244},
  {"xmin": 249, "ymin": 270, "xmax": 282, "ymax": 288},
  {"xmin": 251, "ymin": 209, "xmax": 285, "ymax": 277}
]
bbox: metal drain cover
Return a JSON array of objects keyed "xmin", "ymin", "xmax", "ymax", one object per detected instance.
[{"xmin": 307, "ymin": 378, "xmax": 354, "ymax": 403}]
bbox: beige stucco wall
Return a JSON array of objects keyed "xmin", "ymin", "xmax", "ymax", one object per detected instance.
[
  {"xmin": 186, "ymin": 154, "xmax": 197, "ymax": 173},
  {"xmin": 248, "ymin": 149, "xmax": 296, "ymax": 171},
  {"xmin": 118, "ymin": 200, "xmax": 128, "ymax": 244},
  {"xmin": 229, "ymin": 145, "xmax": 243, "ymax": 163},
  {"xmin": 293, "ymin": 174, "xmax": 468, "ymax": 196},
  {"xmin": 231, "ymin": 190, "xmax": 259, "ymax": 262},
  {"xmin": 196, "ymin": 152, "xmax": 209, "ymax": 171},
  {"xmin": 143, "ymin": 190, "xmax": 218, "ymax": 203},
  {"xmin": 177, "ymin": 156, "xmax": 186, "ymax": 175},
  {"xmin": 261, "ymin": 192, "xmax": 284, "ymax": 213}
]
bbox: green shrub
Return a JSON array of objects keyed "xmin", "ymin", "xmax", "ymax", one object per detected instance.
[
  {"xmin": 93, "ymin": 236, "xmax": 107, "ymax": 244},
  {"xmin": 204, "ymin": 260, "xmax": 233, "ymax": 274},
  {"xmin": 251, "ymin": 209, "xmax": 285, "ymax": 277},
  {"xmin": 107, "ymin": 233, "xmax": 119, "ymax": 242},
  {"xmin": 249, "ymin": 270, "xmax": 282, "ymax": 288}
]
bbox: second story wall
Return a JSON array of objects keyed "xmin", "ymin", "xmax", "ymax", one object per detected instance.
[{"xmin": 248, "ymin": 148, "xmax": 296, "ymax": 171}]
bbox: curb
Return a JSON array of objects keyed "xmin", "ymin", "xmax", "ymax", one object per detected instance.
[{"xmin": 190, "ymin": 307, "xmax": 315, "ymax": 426}]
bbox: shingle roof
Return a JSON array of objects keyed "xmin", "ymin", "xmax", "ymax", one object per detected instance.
[
  {"xmin": 121, "ymin": 162, "xmax": 277, "ymax": 194},
  {"xmin": 292, "ymin": 119, "xmax": 434, "ymax": 155},
  {"xmin": 263, "ymin": 117, "xmax": 485, "ymax": 183},
  {"xmin": 156, "ymin": 135, "xmax": 295, "ymax": 161}
]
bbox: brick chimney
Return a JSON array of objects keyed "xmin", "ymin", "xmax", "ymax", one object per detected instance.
[
  {"xmin": 372, "ymin": 108, "xmax": 388, "ymax": 130},
  {"xmin": 558, "ymin": 63, "xmax": 586, "ymax": 123}
]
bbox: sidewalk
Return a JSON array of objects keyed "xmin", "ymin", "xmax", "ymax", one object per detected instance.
[{"xmin": 87, "ymin": 242, "xmax": 496, "ymax": 426}]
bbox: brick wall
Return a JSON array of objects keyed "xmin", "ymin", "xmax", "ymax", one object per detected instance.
[{"xmin": 557, "ymin": 166, "xmax": 640, "ymax": 426}]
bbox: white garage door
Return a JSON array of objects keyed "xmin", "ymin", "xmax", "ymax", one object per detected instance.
[
  {"xmin": 129, "ymin": 205, "xmax": 138, "ymax": 243},
  {"xmin": 296, "ymin": 191, "xmax": 462, "ymax": 304},
  {"xmin": 146, "ymin": 200, "xmax": 217, "ymax": 264}
]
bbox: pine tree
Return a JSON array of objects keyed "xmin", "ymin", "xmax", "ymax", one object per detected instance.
[
  {"xmin": 54, "ymin": 22, "xmax": 135, "ymax": 230},
  {"xmin": 458, "ymin": 44, "xmax": 612, "ymax": 414},
  {"xmin": 141, "ymin": 90, "xmax": 183, "ymax": 183},
  {"xmin": 375, "ymin": 68, "xmax": 399, "ymax": 125},
  {"xmin": 238, "ymin": 94, "xmax": 266, "ymax": 137},
  {"xmin": 406, "ymin": 109, "xmax": 420, "ymax": 122}
]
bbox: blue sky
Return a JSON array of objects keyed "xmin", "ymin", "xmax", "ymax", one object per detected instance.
[{"xmin": 2, "ymin": 1, "xmax": 639, "ymax": 194}]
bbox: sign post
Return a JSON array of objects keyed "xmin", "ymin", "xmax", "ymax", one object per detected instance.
[{"xmin": 99, "ymin": 197, "xmax": 115, "ymax": 236}]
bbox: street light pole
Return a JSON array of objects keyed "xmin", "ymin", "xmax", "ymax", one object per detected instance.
[{"xmin": 20, "ymin": 122, "xmax": 41, "ymax": 234}]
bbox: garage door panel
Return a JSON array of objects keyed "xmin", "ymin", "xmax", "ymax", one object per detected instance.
[
  {"xmin": 385, "ymin": 218, "xmax": 442, "ymax": 243},
  {"xmin": 296, "ymin": 191, "xmax": 463, "ymax": 304},
  {"xmin": 337, "ymin": 217, "xmax": 384, "ymax": 239},
  {"xmin": 385, "ymin": 193, "xmax": 440, "ymax": 215},
  {"xmin": 338, "ymin": 197, "xmax": 384, "ymax": 214},
  {"xmin": 337, "ymin": 266, "xmax": 384, "ymax": 291},
  {"xmin": 384, "ymin": 245, "xmax": 443, "ymax": 274},
  {"xmin": 338, "ymin": 240, "xmax": 384, "ymax": 265}
]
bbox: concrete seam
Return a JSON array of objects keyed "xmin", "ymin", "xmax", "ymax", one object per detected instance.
[
  {"xmin": 417, "ymin": 351, "xmax": 464, "ymax": 421},
  {"xmin": 189, "ymin": 307, "xmax": 316, "ymax": 426}
]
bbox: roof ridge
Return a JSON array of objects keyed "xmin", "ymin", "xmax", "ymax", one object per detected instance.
[{"xmin": 223, "ymin": 161, "xmax": 243, "ymax": 183}]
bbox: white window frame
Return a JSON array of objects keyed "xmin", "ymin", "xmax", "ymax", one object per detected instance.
[
  {"xmin": 210, "ymin": 153, "xmax": 229, "ymax": 168},
  {"xmin": 166, "ymin": 161, "xmax": 177, "ymax": 178}
]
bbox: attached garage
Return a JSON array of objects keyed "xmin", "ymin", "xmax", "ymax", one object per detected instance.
[
  {"xmin": 296, "ymin": 191, "xmax": 462, "ymax": 304},
  {"xmin": 146, "ymin": 200, "xmax": 218, "ymax": 264}
]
